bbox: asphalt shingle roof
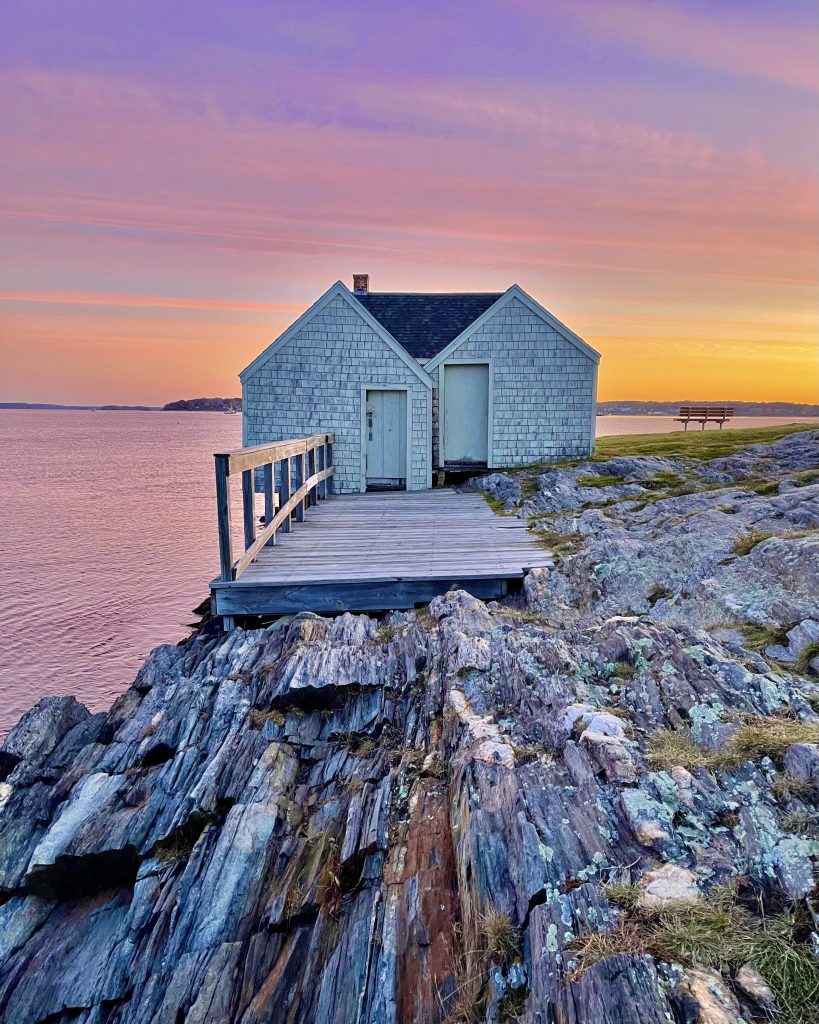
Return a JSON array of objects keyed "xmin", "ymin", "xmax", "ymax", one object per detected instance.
[{"xmin": 354, "ymin": 292, "xmax": 504, "ymax": 360}]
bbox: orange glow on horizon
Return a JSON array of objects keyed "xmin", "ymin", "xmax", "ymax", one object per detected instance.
[{"xmin": 1, "ymin": 3, "xmax": 817, "ymax": 406}]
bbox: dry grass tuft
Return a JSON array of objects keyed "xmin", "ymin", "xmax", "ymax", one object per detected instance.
[
  {"xmin": 247, "ymin": 707, "xmax": 285, "ymax": 729},
  {"xmin": 602, "ymin": 881, "xmax": 642, "ymax": 913},
  {"xmin": 649, "ymin": 717, "xmax": 819, "ymax": 773},
  {"xmin": 571, "ymin": 884, "xmax": 819, "ymax": 1024},
  {"xmin": 531, "ymin": 529, "xmax": 584, "ymax": 562},
  {"xmin": 782, "ymin": 810, "xmax": 819, "ymax": 839},
  {"xmin": 373, "ymin": 622, "xmax": 397, "ymax": 644},
  {"xmin": 478, "ymin": 908, "xmax": 520, "ymax": 967},
  {"xmin": 441, "ymin": 909, "xmax": 523, "ymax": 1024},
  {"xmin": 795, "ymin": 642, "xmax": 819, "ymax": 678},
  {"xmin": 648, "ymin": 729, "xmax": 711, "ymax": 771},
  {"xmin": 732, "ymin": 528, "xmax": 775, "ymax": 556}
]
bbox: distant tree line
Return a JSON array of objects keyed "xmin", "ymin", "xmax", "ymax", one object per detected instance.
[
  {"xmin": 597, "ymin": 401, "xmax": 818, "ymax": 416},
  {"xmin": 163, "ymin": 397, "xmax": 242, "ymax": 412}
]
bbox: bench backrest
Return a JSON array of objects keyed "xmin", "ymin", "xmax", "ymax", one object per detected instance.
[{"xmin": 678, "ymin": 406, "xmax": 735, "ymax": 417}]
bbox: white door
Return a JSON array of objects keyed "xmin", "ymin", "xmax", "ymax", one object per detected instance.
[
  {"xmin": 443, "ymin": 364, "xmax": 489, "ymax": 464},
  {"xmin": 365, "ymin": 390, "xmax": 407, "ymax": 489}
]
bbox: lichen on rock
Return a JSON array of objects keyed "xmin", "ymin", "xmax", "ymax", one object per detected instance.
[{"xmin": 0, "ymin": 429, "xmax": 817, "ymax": 1023}]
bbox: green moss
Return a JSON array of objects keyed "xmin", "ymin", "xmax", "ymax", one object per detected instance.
[
  {"xmin": 482, "ymin": 492, "xmax": 511, "ymax": 516},
  {"xmin": 738, "ymin": 621, "xmax": 791, "ymax": 652},
  {"xmin": 575, "ymin": 474, "xmax": 622, "ymax": 488},
  {"xmin": 610, "ymin": 659, "xmax": 636, "ymax": 680},
  {"xmin": 747, "ymin": 479, "xmax": 780, "ymax": 496},
  {"xmin": 793, "ymin": 469, "xmax": 819, "ymax": 486}
]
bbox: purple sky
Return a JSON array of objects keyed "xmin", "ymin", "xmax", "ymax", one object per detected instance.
[{"xmin": 1, "ymin": 0, "xmax": 817, "ymax": 402}]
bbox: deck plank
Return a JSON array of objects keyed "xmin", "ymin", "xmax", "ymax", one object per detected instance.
[{"xmin": 212, "ymin": 488, "xmax": 551, "ymax": 615}]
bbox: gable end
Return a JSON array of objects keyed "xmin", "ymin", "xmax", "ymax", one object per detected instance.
[
  {"xmin": 424, "ymin": 285, "xmax": 601, "ymax": 370},
  {"xmin": 240, "ymin": 282, "xmax": 433, "ymax": 387}
]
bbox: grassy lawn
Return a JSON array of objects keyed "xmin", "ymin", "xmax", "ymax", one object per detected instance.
[{"xmin": 592, "ymin": 423, "xmax": 816, "ymax": 462}]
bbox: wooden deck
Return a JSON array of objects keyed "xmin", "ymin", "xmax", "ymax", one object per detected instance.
[{"xmin": 210, "ymin": 489, "xmax": 552, "ymax": 618}]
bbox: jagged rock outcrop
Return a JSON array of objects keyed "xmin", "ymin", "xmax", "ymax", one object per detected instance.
[{"xmin": 1, "ymin": 430, "xmax": 818, "ymax": 1023}]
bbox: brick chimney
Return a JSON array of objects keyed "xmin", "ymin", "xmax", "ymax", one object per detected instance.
[{"xmin": 352, "ymin": 274, "xmax": 370, "ymax": 294}]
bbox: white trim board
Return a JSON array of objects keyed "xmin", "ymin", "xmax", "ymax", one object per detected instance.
[
  {"xmin": 425, "ymin": 284, "xmax": 602, "ymax": 371},
  {"xmin": 240, "ymin": 281, "xmax": 433, "ymax": 388}
]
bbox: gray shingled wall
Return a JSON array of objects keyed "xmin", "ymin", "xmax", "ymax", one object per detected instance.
[
  {"xmin": 243, "ymin": 294, "xmax": 431, "ymax": 493},
  {"xmin": 430, "ymin": 297, "xmax": 597, "ymax": 466}
]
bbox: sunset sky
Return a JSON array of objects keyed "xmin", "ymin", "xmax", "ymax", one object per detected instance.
[{"xmin": 1, "ymin": 0, "xmax": 817, "ymax": 405}]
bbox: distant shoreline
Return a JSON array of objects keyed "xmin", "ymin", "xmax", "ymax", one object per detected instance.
[{"xmin": 3, "ymin": 399, "xmax": 818, "ymax": 417}]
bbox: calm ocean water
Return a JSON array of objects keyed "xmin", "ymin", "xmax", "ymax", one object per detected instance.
[{"xmin": 1, "ymin": 410, "xmax": 817, "ymax": 736}]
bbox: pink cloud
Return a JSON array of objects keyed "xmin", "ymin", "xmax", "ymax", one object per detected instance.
[{"xmin": 559, "ymin": 1, "xmax": 819, "ymax": 92}]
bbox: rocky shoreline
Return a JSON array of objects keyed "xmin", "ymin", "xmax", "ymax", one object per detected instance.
[{"xmin": 1, "ymin": 430, "xmax": 818, "ymax": 1023}]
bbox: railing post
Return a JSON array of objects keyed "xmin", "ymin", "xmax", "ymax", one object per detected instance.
[
  {"xmin": 326, "ymin": 439, "xmax": 334, "ymax": 494},
  {"xmin": 280, "ymin": 457, "xmax": 291, "ymax": 533},
  {"xmin": 293, "ymin": 452, "xmax": 305, "ymax": 523},
  {"xmin": 317, "ymin": 443, "xmax": 326, "ymax": 500},
  {"xmin": 263, "ymin": 462, "xmax": 275, "ymax": 546},
  {"xmin": 307, "ymin": 444, "xmax": 317, "ymax": 508},
  {"xmin": 242, "ymin": 469, "xmax": 255, "ymax": 549},
  {"xmin": 214, "ymin": 454, "xmax": 233, "ymax": 581}
]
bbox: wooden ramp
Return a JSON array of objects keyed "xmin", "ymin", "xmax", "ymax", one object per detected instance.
[{"xmin": 211, "ymin": 489, "xmax": 552, "ymax": 618}]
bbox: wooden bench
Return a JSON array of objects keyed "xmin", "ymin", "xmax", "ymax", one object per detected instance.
[{"xmin": 674, "ymin": 406, "xmax": 735, "ymax": 430}]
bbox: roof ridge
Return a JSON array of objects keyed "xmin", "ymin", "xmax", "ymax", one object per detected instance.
[{"xmin": 361, "ymin": 290, "xmax": 505, "ymax": 297}]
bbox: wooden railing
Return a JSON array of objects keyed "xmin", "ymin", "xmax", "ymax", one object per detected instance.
[{"xmin": 214, "ymin": 433, "xmax": 334, "ymax": 581}]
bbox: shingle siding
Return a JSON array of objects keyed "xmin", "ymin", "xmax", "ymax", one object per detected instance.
[
  {"xmin": 431, "ymin": 297, "xmax": 597, "ymax": 466},
  {"xmin": 243, "ymin": 294, "xmax": 431, "ymax": 493},
  {"xmin": 243, "ymin": 289, "xmax": 598, "ymax": 492}
]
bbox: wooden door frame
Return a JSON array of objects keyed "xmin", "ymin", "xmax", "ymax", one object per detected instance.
[
  {"xmin": 439, "ymin": 359, "xmax": 494, "ymax": 468},
  {"xmin": 360, "ymin": 385, "xmax": 412, "ymax": 493}
]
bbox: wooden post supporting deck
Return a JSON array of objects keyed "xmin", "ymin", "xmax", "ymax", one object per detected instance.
[
  {"xmin": 242, "ymin": 469, "xmax": 255, "ymax": 549},
  {"xmin": 263, "ymin": 463, "xmax": 275, "ymax": 546},
  {"xmin": 307, "ymin": 446, "xmax": 317, "ymax": 507},
  {"xmin": 317, "ymin": 445, "xmax": 326, "ymax": 500},
  {"xmin": 214, "ymin": 454, "xmax": 233, "ymax": 582},
  {"xmin": 326, "ymin": 441, "xmax": 334, "ymax": 495},
  {"xmin": 293, "ymin": 453, "xmax": 305, "ymax": 523},
  {"xmin": 279, "ymin": 457, "xmax": 291, "ymax": 533}
]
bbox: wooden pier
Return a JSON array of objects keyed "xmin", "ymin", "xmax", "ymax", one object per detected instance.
[{"xmin": 210, "ymin": 434, "xmax": 552, "ymax": 624}]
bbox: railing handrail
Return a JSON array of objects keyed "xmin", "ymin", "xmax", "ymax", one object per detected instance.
[
  {"xmin": 214, "ymin": 432, "xmax": 335, "ymax": 583},
  {"xmin": 215, "ymin": 432, "xmax": 334, "ymax": 475},
  {"xmin": 233, "ymin": 465, "xmax": 333, "ymax": 577}
]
